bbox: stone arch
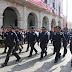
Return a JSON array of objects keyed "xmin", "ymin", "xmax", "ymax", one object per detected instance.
[
  {"xmin": 51, "ymin": 19, "xmax": 56, "ymax": 29},
  {"xmin": 42, "ymin": 16, "xmax": 49, "ymax": 30},
  {"xmin": 27, "ymin": 12, "xmax": 38, "ymax": 29},
  {"xmin": 3, "ymin": 6, "xmax": 21, "ymax": 28}
]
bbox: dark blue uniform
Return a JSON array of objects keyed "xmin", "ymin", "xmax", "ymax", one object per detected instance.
[
  {"xmin": 63, "ymin": 32, "xmax": 70, "ymax": 57},
  {"xmin": 52, "ymin": 31, "xmax": 57, "ymax": 54},
  {"xmin": 52, "ymin": 32, "xmax": 67, "ymax": 63},
  {"xmin": 39, "ymin": 31, "xmax": 48, "ymax": 59},
  {"xmin": 15, "ymin": 31, "xmax": 23, "ymax": 50},
  {"xmin": 50, "ymin": 31, "xmax": 53, "ymax": 43},
  {"xmin": 26, "ymin": 32, "xmax": 30, "ymax": 52},
  {"xmin": 2, "ymin": 31, "xmax": 21, "ymax": 67},
  {"xmin": 70, "ymin": 32, "xmax": 72, "ymax": 54},
  {"xmin": 15, "ymin": 31, "xmax": 22, "ymax": 41},
  {"xmin": 27, "ymin": 32, "xmax": 38, "ymax": 57},
  {"xmin": 69, "ymin": 32, "xmax": 72, "ymax": 66}
]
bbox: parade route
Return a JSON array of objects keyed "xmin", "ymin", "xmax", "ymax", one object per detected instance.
[{"xmin": 0, "ymin": 42, "xmax": 72, "ymax": 72}]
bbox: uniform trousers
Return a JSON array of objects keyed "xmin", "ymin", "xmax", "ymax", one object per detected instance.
[{"xmin": 4, "ymin": 44, "xmax": 20, "ymax": 65}]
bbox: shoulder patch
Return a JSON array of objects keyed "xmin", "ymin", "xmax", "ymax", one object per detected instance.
[
  {"xmin": 11, "ymin": 33, "xmax": 13, "ymax": 35},
  {"xmin": 60, "ymin": 32, "xmax": 63, "ymax": 35},
  {"xmin": 6, "ymin": 33, "xmax": 8, "ymax": 35}
]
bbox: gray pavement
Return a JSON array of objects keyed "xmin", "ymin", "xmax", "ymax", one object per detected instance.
[{"xmin": 0, "ymin": 42, "xmax": 72, "ymax": 72}]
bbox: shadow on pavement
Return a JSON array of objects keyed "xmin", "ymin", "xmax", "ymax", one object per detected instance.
[{"xmin": 60, "ymin": 61, "xmax": 72, "ymax": 72}]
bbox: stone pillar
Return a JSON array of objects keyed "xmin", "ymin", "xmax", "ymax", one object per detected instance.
[
  {"xmin": 38, "ymin": 12, "xmax": 42, "ymax": 29},
  {"xmin": 48, "ymin": 21, "xmax": 51, "ymax": 31},
  {"xmin": 18, "ymin": 6, "xmax": 27, "ymax": 30},
  {"xmin": 61, "ymin": 19, "xmax": 63, "ymax": 29},
  {"xmin": 18, "ymin": 17, "xmax": 24, "ymax": 29},
  {"xmin": 55, "ymin": 17, "xmax": 58, "ymax": 26},
  {"xmin": 0, "ymin": 13, "xmax": 3, "ymax": 28},
  {"xmin": 48, "ymin": 15, "xmax": 52, "ymax": 31},
  {"xmin": 23, "ymin": 6, "xmax": 27, "ymax": 30}
]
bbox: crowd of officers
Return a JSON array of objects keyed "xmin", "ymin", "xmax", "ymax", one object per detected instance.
[{"xmin": 0, "ymin": 25, "xmax": 72, "ymax": 68}]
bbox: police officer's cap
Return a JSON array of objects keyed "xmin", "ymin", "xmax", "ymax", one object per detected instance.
[
  {"xmin": 15, "ymin": 26, "xmax": 19, "ymax": 29},
  {"xmin": 8, "ymin": 26, "xmax": 12, "ymax": 29},
  {"xmin": 56, "ymin": 26, "xmax": 61, "ymax": 29},
  {"xmin": 41, "ymin": 27, "xmax": 46, "ymax": 30},
  {"xmin": 64, "ymin": 27, "xmax": 68, "ymax": 30}
]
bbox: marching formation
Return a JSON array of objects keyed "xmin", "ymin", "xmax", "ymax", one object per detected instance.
[{"xmin": 0, "ymin": 25, "xmax": 72, "ymax": 68}]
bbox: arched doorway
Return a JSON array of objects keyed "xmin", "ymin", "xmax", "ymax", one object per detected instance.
[
  {"xmin": 3, "ymin": 7, "xmax": 18, "ymax": 28},
  {"xmin": 42, "ymin": 16, "xmax": 49, "ymax": 30},
  {"xmin": 51, "ymin": 19, "xmax": 56, "ymax": 29},
  {"xmin": 27, "ymin": 13, "xmax": 38, "ymax": 29}
]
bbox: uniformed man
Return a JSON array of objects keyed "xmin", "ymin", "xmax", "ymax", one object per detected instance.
[
  {"xmin": 52, "ymin": 26, "xmax": 57, "ymax": 54},
  {"xmin": 27, "ymin": 27, "xmax": 38, "ymax": 57},
  {"xmin": 25, "ymin": 28, "xmax": 30, "ymax": 52},
  {"xmin": 50, "ymin": 29, "xmax": 53, "ymax": 43},
  {"xmin": 69, "ymin": 29, "xmax": 72, "ymax": 67},
  {"xmin": 15, "ymin": 27, "xmax": 23, "ymax": 53},
  {"xmin": 1, "ymin": 26, "xmax": 21, "ymax": 67},
  {"xmin": 39, "ymin": 27, "xmax": 48, "ymax": 60},
  {"xmin": 52, "ymin": 26, "xmax": 67, "ymax": 63},
  {"xmin": 63, "ymin": 27, "xmax": 70, "ymax": 57}
]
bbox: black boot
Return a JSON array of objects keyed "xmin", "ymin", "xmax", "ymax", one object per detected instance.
[
  {"xmin": 54, "ymin": 60, "xmax": 58, "ymax": 63},
  {"xmin": 19, "ymin": 49, "xmax": 22, "ymax": 53},
  {"xmin": 28, "ymin": 55, "xmax": 32, "ymax": 57},
  {"xmin": 3, "ymin": 51, "xmax": 6, "ymax": 54},
  {"xmin": 16, "ymin": 57, "xmax": 21, "ymax": 62},
  {"xmin": 39, "ymin": 57, "xmax": 43, "ymax": 60},
  {"xmin": 53, "ymin": 52, "xmax": 55, "ymax": 55},
  {"xmin": 45, "ymin": 52, "xmax": 47, "ymax": 56},
  {"xmin": 63, "ymin": 54, "xmax": 65, "ymax": 57},
  {"xmin": 1, "ymin": 63, "xmax": 7, "ymax": 68},
  {"xmin": 59, "ymin": 53, "xmax": 61, "ymax": 58}
]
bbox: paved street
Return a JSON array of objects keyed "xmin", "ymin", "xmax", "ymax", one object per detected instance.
[{"xmin": 0, "ymin": 42, "xmax": 72, "ymax": 72}]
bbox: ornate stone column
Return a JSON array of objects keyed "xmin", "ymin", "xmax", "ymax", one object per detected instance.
[
  {"xmin": 18, "ymin": 6, "xmax": 27, "ymax": 30},
  {"xmin": 0, "ymin": 12, "xmax": 3, "ymax": 28},
  {"xmin": 38, "ymin": 12, "xmax": 42, "ymax": 29}
]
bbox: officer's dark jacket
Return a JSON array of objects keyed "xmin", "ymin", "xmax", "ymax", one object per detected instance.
[
  {"xmin": 50, "ymin": 31, "xmax": 53, "ymax": 39},
  {"xmin": 4, "ymin": 31, "xmax": 19, "ymax": 46},
  {"xmin": 69, "ymin": 32, "xmax": 72, "ymax": 43},
  {"xmin": 52, "ymin": 32, "xmax": 67, "ymax": 43},
  {"xmin": 26, "ymin": 32, "xmax": 37, "ymax": 43},
  {"xmin": 39, "ymin": 31, "xmax": 48, "ymax": 44},
  {"xmin": 63, "ymin": 32, "xmax": 70, "ymax": 43},
  {"xmin": 25, "ymin": 32, "xmax": 30, "ymax": 40},
  {"xmin": 15, "ymin": 31, "xmax": 22, "ymax": 41}
]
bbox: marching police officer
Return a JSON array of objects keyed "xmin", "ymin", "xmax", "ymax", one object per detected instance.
[
  {"xmin": 25, "ymin": 28, "xmax": 30, "ymax": 52},
  {"xmin": 69, "ymin": 29, "xmax": 72, "ymax": 67},
  {"xmin": 50, "ymin": 29, "xmax": 53, "ymax": 43},
  {"xmin": 39, "ymin": 27, "xmax": 48, "ymax": 60},
  {"xmin": 52, "ymin": 27, "xmax": 57, "ymax": 55},
  {"xmin": 27, "ymin": 27, "xmax": 38, "ymax": 57},
  {"xmin": 1, "ymin": 26, "xmax": 21, "ymax": 67},
  {"xmin": 52, "ymin": 26, "xmax": 67, "ymax": 63},
  {"xmin": 63, "ymin": 27, "xmax": 70, "ymax": 57},
  {"xmin": 15, "ymin": 27, "xmax": 23, "ymax": 53}
]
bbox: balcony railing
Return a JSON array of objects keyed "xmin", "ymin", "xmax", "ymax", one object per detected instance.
[{"xmin": 27, "ymin": 0, "xmax": 63, "ymax": 17}]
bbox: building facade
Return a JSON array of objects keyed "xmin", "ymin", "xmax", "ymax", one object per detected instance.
[{"xmin": 0, "ymin": 0, "xmax": 65, "ymax": 30}]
